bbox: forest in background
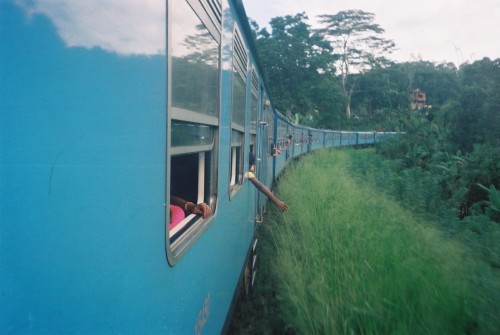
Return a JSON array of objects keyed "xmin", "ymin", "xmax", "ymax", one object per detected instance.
[
  {"xmin": 232, "ymin": 10, "xmax": 500, "ymax": 334},
  {"xmin": 251, "ymin": 10, "xmax": 499, "ymax": 229}
]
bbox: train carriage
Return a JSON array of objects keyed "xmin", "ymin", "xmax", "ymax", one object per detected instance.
[
  {"xmin": 357, "ymin": 131, "xmax": 376, "ymax": 147},
  {"xmin": 291, "ymin": 125, "xmax": 307, "ymax": 158},
  {"xmin": 309, "ymin": 128, "xmax": 325, "ymax": 152},
  {"xmin": 0, "ymin": 0, "xmax": 262, "ymax": 333},
  {"xmin": 273, "ymin": 112, "xmax": 292, "ymax": 177},
  {"xmin": 324, "ymin": 130, "xmax": 343, "ymax": 148},
  {"xmin": 0, "ymin": 0, "xmax": 398, "ymax": 333},
  {"xmin": 375, "ymin": 131, "xmax": 400, "ymax": 143},
  {"xmin": 341, "ymin": 131, "xmax": 358, "ymax": 146}
]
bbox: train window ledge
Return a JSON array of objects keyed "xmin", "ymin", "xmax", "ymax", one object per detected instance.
[
  {"xmin": 171, "ymin": 107, "xmax": 218, "ymax": 126},
  {"xmin": 230, "ymin": 182, "xmax": 243, "ymax": 198},
  {"xmin": 169, "ymin": 214, "xmax": 215, "ymax": 260},
  {"xmin": 170, "ymin": 214, "xmax": 207, "ymax": 243}
]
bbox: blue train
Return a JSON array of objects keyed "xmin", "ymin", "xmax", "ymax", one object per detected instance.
[{"xmin": 0, "ymin": 0, "xmax": 397, "ymax": 333}]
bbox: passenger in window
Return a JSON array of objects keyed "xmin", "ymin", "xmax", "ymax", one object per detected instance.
[
  {"xmin": 285, "ymin": 135, "xmax": 292, "ymax": 159},
  {"xmin": 169, "ymin": 196, "xmax": 212, "ymax": 230},
  {"xmin": 271, "ymin": 143, "xmax": 281, "ymax": 157},
  {"xmin": 171, "ymin": 196, "xmax": 211, "ymax": 218},
  {"xmin": 247, "ymin": 153, "xmax": 288, "ymax": 211},
  {"xmin": 169, "ymin": 203, "xmax": 185, "ymax": 230}
]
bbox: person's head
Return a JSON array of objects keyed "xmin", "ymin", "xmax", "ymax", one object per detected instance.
[{"xmin": 249, "ymin": 152, "xmax": 256, "ymax": 172}]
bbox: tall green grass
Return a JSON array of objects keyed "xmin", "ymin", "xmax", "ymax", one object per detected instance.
[{"xmin": 265, "ymin": 149, "xmax": 473, "ymax": 334}]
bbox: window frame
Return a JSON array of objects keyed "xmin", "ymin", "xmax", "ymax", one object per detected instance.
[
  {"xmin": 229, "ymin": 26, "xmax": 248, "ymax": 198},
  {"xmin": 166, "ymin": 0, "xmax": 222, "ymax": 265}
]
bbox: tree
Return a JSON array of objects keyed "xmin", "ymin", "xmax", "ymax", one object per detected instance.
[
  {"xmin": 456, "ymin": 58, "xmax": 500, "ymax": 149},
  {"xmin": 316, "ymin": 10, "xmax": 396, "ymax": 118},
  {"xmin": 402, "ymin": 61, "xmax": 459, "ymax": 106},
  {"xmin": 254, "ymin": 13, "xmax": 339, "ymax": 124}
]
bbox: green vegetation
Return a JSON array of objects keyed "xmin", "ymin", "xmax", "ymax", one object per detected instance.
[
  {"xmin": 229, "ymin": 150, "xmax": 499, "ymax": 334},
  {"xmin": 235, "ymin": 9, "xmax": 500, "ymax": 334},
  {"xmin": 349, "ymin": 148, "xmax": 500, "ymax": 333}
]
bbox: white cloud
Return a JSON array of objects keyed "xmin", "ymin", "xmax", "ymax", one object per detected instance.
[
  {"xmin": 243, "ymin": 0, "xmax": 500, "ymax": 66},
  {"xmin": 15, "ymin": 0, "xmax": 166, "ymax": 56}
]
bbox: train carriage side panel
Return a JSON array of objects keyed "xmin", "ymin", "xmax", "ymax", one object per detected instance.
[
  {"xmin": 1, "ymin": 2, "xmax": 178, "ymax": 332},
  {"xmin": 0, "ymin": 0, "xmax": 263, "ymax": 334},
  {"xmin": 273, "ymin": 112, "xmax": 290, "ymax": 177},
  {"xmin": 309, "ymin": 128, "xmax": 323, "ymax": 152}
]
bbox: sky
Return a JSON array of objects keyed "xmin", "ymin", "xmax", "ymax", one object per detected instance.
[{"xmin": 242, "ymin": 0, "xmax": 500, "ymax": 66}]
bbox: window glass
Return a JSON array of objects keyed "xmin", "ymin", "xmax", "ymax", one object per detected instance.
[
  {"xmin": 250, "ymin": 94, "xmax": 258, "ymax": 134},
  {"xmin": 168, "ymin": 0, "xmax": 220, "ymax": 263},
  {"xmin": 171, "ymin": 0, "xmax": 219, "ymax": 117},
  {"xmin": 232, "ymin": 69, "xmax": 246, "ymax": 128},
  {"xmin": 230, "ymin": 27, "xmax": 247, "ymax": 195},
  {"xmin": 250, "ymin": 69, "xmax": 259, "ymax": 134},
  {"xmin": 171, "ymin": 121, "xmax": 214, "ymax": 148},
  {"xmin": 230, "ymin": 130, "xmax": 243, "ymax": 189}
]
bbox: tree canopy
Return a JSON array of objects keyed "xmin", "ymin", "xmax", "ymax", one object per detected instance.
[
  {"xmin": 316, "ymin": 10, "xmax": 396, "ymax": 118},
  {"xmin": 254, "ymin": 13, "xmax": 342, "ymax": 125}
]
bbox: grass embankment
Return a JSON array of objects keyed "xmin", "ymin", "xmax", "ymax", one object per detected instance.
[{"xmin": 231, "ymin": 149, "xmax": 475, "ymax": 334}]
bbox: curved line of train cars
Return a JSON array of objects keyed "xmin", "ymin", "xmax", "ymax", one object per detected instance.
[{"xmin": 0, "ymin": 0, "xmax": 397, "ymax": 333}]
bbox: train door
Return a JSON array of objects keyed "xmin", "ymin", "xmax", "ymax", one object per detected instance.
[
  {"xmin": 255, "ymin": 92, "xmax": 271, "ymax": 219},
  {"xmin": 250, "ymin": 69, "xmax": 260, "ymax": 221},
  {"xmin": 254, "ymin": 91, "xmax": 264, "ymax": 221}
]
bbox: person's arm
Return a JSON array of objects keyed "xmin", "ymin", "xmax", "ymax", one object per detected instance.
[
  {"xmin": 248, "ymin": 176, "xmax": 288, "ymax": 211},
  {"xmin": 171, "ymin": 195, "xmax": 212, "ymax": 218}
]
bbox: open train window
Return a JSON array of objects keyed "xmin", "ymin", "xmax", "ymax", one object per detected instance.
[
  {"xmin": 230, "ymin": 27, "xmax": 247, "ymax": 196},
  {"xmin": 230, "ymin": 130, "xmax": 243, "ymax": 191},
  {"xmin": 167, "ymin": 0, "xmax": 221, "ymax": 264},
  {"xmin": 169, "ymin": 151, "xmax": 214, "ymax": 241},
  {"xmin": 168, "ymin": 121, "xmax": 218, "ymax": 256}
]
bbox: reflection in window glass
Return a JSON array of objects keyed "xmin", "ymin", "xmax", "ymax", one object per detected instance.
[
  {"xmin": 232, "ymin": 69, "xmax": 246, "ymax": 128},
  {"xmin": 171, "ymin": 121, "xmax": 214, "ymax": 148},
  {"xmin": 171, "ymin": 0, "xmax": 219, "ymax": 117},
  {"xmin": 250, "ymin": 69, "xmax": 259, "ymax": 134},
  {"xmin": 250, "ymin": 94, "xmax": 258, "ymax": 133}
]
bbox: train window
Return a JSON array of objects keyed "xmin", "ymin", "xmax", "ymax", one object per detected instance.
[
  {"xmin": 230, "ymin": 130, "xmax": 243, "ymax": 191},
  {"xmin": 170, "ymin": 0, "xmax": 220, "ymax": 123},
  {"xmin": 230, "ymin": 27, "xmax": 247, "ymax": 196},
  {"xmin": 171, "ymin": 121, "xmax": 214, "ymax": 151},
  {"xmin": 277, "ymin": 120, "xmax": 288, "ymax": 151},
  {"xmin": 168, "ymin": 122, "xmax": 218, "ymax": 250},
  {"xmin": 169, "ymin": 152, "xmax": 214, "ymax": 239},
  {"xmin": 167, "ymin": 0, "xmax": 221, "ymax": 263},
  {"xmin": 250, "ymin": 68, "xmax": 259, "ymax": 135},
  {"xmin": 232, "ymin": 70, "xmax": 246, "ymax": 127}
]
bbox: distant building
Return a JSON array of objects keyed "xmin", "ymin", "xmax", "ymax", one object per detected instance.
[{"xmin": 411, "ymin": 89, "xmax": 426, "ymax": 109}]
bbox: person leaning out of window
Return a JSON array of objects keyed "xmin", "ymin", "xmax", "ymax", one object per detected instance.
[{"xmin": 247, "ymin": 152, "xmax": 288, "ymax": 211}]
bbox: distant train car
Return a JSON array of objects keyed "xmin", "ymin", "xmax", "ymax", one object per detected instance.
[
  {"xmin": 375, "ymin": 131, "xmax": 401, "ymax": 143},
  {"xmin": 0, "ymin": 0, "xmax": 397, "ymax": 333},
  {"xmin": 357, "ymin": 131, "xmax": 376, "ymax": 147},
  {"xmin": 309, "ymin": 128, "xmax": 324, "ymax": 152},
  {"xmin": 340, "ymin": 131, "xmax": 357, "ymax": 146},
  {"xmin": 325, "ymin": 130, "xmax": 343, "ymax": 148}
]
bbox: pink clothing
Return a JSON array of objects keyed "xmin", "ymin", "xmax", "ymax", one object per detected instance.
[{"xmin": 169, "ymin": 205, "xmax": 185, "ymax": 230}]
